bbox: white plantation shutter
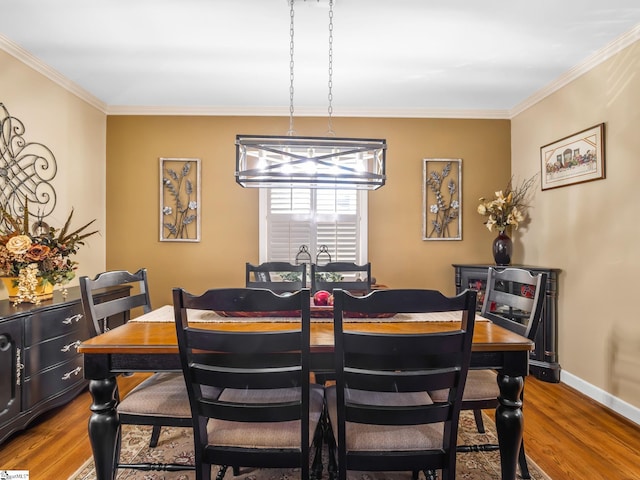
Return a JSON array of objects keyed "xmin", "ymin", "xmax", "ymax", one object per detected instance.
[{"xmin": 260, "ymin": 188, "xmax": 367, "ymax": 264}]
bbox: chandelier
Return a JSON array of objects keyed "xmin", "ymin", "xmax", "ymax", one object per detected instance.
[{"xmin": 235, "ymin": 0, "xmax": 387, "ymax": 190}]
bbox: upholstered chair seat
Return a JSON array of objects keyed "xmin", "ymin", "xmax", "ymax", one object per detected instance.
[
  {"xmin": 207, "ymin": 385, "xmax": 324, "ymax": 449},
  {"xmin": 326, "ymin": 387, "xmax": 443, "ymax": 451},
  {"xmin": 429, "ymin": 369, "xmax": 498, "ymax": 403},
  {"xmin": 118, "ymin": 373, "xmax": 220, "ymax": 418}
]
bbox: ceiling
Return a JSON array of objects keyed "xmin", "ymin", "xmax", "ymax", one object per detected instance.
[{"xmin": 1, "ymin": 0, "xmax": 640, "ymax": 117}]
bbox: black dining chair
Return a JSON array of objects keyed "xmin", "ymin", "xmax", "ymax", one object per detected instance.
[
  {"xmin": 311, "ymin": 262, "xmax": 371, "ymax": 295},
  {"xmin": 431, "ymin": 267, "xmax": 547, "ymax": 479},
  {"xmin": 173, "ymin": 287, "xmax": 324, "ymax": 480},
  {"xmin": 245, "ymin": 261, "xmax": 307, "ymax": 293},
  {"xmin": 79, "ymin": 268, "xmax": 198, "ymax": 472},
  {"xmin": 326, "ymin": 288, "xmax": 477, "ymax": 480}
]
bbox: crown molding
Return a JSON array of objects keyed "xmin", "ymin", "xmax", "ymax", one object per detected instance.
[
  {"xmin": 0, "ymin": 34, "xmax": 107, "ymax": 113},
  {"xmin": 105, "ymin": 104, "xmax": 511, "ymax": 119},
  {"xmin": 510, "ymin": 24, "xmax": 640, "ymax": 118}
]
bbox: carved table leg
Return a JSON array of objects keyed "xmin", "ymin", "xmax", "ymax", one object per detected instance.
[
  {"xmin": 88, "ymin": 377, "xmax": 120, "ymax": 480},
  {"xmin": 495, "ymin": 373, "xmax": 524, "ymax": 480}
]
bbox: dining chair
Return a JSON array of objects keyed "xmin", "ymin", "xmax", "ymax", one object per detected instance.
[
  {"xmin": 326, "ymin": 288, "xmax": 477, "ymax": 480},
  {"xmin": 311, "ymin": 262, "xmax": 371, "ymax": 295},
  {"xmin": 245, "ymin": 261, "xmax": 307, "ymax": 293},
  {"xmin": 79, "ymin": 268, "xmax": 196, "ymax": 472},
  {"xmin": 431, "ymin": 266, "xmax": 547, "ymax": 479},
  {"xmin": 173, "ymin": 287, "xmax": 325, "ymax": 480}
]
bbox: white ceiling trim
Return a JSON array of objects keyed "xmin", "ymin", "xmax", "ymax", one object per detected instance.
[
  {"xmin": 510, "ymin": 24, "xmax": 640, "ymax": 117},
  {"xmin": 0, "ymin": 34, "xmax": 107, "ymax": 113},
  {"xmin": 105, "ymin": 104, "xmax": 511, "ymax": 119}
]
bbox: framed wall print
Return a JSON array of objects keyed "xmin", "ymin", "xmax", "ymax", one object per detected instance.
[
  {"xmin": 160, "ymin": 157, "xmax": 201, "ymax": 242},
  {"xmin": 422, "ymin": 158, "xmax": 462, "ymax": 240},
  {"xmin": 540, "ymin": 123, "xmax": 605, "ymax": 190}
]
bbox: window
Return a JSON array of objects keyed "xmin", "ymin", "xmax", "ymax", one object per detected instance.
[{"xmin": 259, "ymin": 188, "xmax": 367, "ymax": 264}]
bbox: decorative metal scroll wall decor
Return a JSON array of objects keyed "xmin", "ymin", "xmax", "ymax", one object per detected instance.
[
  {"xmin": 160, "ymin": 157, "xmax": 201, "ymax": 242},
  {"xmin": 0, "ymin": 103, "xmax": 58, "ymax": 228},
  {"xmin": 422, "ymin": 158, "xmax": 462, "ymax": 241}
]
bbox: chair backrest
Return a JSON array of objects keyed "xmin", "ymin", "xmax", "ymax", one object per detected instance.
[
  {"xmin": 79, "ymin": 268, "xmax": 152, "ymax": 337},
  {"xmin": 245, "ymin": 262, "xmax": 307, "ymax": 293},
  {"xmin": 311, "ymin": 262, "xmax": 371, "ymax": 295},
  {"xmin": 331, "ymin": 288, "xmax": 477, "ymax": 476},
  {"xmin": 480, "ymin": 267, "xmax": 547, "ymax": 340},
  {"xmin": 173, "ymin": 287, "xmax": 313, "ymax": 473}
]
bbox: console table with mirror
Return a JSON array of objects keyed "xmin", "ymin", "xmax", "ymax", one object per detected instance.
[{"xmin": 453, "ymin": 264, "xmax": 561, "ymax": 382}]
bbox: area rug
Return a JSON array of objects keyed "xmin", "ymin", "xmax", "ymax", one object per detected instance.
[{"xmin": 69, "ymin": 411, "xmax": 551, "ymax": 480}]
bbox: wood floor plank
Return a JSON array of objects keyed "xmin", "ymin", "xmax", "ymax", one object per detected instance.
[
  {"xmin": 521, "ymin": 376, "xmax": 640, "ymax": 480},
  {"xmin": 0, "ymin": 374, "xmax": 639, "ymax": 480}
]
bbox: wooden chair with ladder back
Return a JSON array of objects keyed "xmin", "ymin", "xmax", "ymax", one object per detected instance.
[
  {"xmin": 79, "ymin": 268, "xmax": 200, "ymax": 473},
  {"xmin": 430, "ymin": 266, "xmax": 547, "ymax": 479},
  {"xmin": 326, "ymin": 288, "xmax": 477, "ymax": 480},
  {"xmin": 173, "ymin": 287, "xmax": 325, "ymax": 480}
]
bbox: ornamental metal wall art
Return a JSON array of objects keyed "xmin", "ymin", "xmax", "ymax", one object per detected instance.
[
  {"xmin": 0, "ymin": 103, "xmax": 58, "ymax": 228},
  {"xmin": 159, "ymin": 157, "xmax": 201, "ymax": 242},
  {"xmin": 422, "ymin": 158, "xmax": 462, "ymax": 241}
]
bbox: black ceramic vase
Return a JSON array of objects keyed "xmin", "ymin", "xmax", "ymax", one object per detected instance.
[{"xmin": 492, "ymin": 231, "xmax": 512, "ymax": 265}]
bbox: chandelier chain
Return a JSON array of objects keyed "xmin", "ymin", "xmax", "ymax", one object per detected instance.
[
  {"xmin": 288, "ymin": 0, "xmax": 296, "ymax": 135},
  {"xmin": 327, "ymin": 0, "xmax": 335, "ymax": 136}
]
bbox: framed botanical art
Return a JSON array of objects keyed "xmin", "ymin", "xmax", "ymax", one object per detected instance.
[
  {"xmin": 159, "ymin": 157, "xmax": 201, "ymax": 242},
  {"xmin": 540, "ymin": 123, "xmax": 605, "ymax": 190},
  {"xmin": 422, "ymin": 158, "xmax": 462, "ymax": 241}
]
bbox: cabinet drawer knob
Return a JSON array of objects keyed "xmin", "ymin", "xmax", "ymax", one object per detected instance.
[
  {"xmin": 61, "ymin": 366, "xmax": 82, "ymax": 381},
  {"xmin": 62, "ymin": 313, "xmax": 83, "ymax": 325},
  {"xmin": 61, "ymin": 340, "xmax": 82, "ymax": 352}
]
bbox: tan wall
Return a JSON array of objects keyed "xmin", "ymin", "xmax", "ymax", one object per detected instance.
[
  {"xmin": 512, "ymin": 40, "xmax": 640, "ymax": 408},
  {"xmin": 0, "ymin": 49, "xmax": 106, "ymax": 299},
  {"xmin": 106, "ymin": 116, "xmax": 510, "ymax": 307}
]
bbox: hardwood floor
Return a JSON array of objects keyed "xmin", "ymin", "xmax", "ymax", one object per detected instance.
[
  {"xmin": 522, "ymin": 378, "xmax": 640, "ymax": 479},
  {"xmin": 0, "ymin": 374, "xmax": 639, "ymax": 479}
]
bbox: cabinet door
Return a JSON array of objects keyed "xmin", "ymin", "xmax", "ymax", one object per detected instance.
[
  {"xmin": 458, "ymin": 267, "xmax": 489, "ymax": 310},
  {"xmin": 0, "ymin": 318, "xmax": 23, "ymax": 425}
]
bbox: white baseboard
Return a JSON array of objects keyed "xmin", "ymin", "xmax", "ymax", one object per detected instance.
[{"xmin": 561, "ymin": 370, "xmax": 640, "ymax": 426}]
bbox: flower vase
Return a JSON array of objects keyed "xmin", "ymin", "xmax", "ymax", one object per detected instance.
[
  {"xmin": 1, "ymin": 276, "xmax": 54, "ymax": 303},
  {"xmin": 492, "ymin": 231, "xmax": 513, "ymax": 265}
]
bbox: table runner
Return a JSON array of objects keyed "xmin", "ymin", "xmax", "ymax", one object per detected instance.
[{"xmin": 132, "ymin": 305, "xmax": 488, "ymax": 323}]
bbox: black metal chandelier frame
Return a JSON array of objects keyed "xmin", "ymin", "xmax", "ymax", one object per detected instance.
[{"xmin": 235, "ymin": 0, "xmax": 387, "ymax": 190}]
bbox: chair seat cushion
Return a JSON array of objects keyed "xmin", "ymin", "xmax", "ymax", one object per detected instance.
[
  {"xmin": 118, "ymin": 372, "xmax": 208, "ymax": 418},
  {"xmin": 429, "ymin": 369, "xmax": 499, "ymax": 402},
  {"xmin": 326, "ymin": 386, "xmax": 443, "ymax": 451},
  {"xmin": 206, "ymin": 384, "xmax": 324, "ymax": 449}
]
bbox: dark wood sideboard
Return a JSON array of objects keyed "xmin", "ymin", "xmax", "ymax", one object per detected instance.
[
  {"xmin": 453, "ymin": 264, "xmax": 561, "ymax": 383},
  {"xmin": 0, "ymin": 285, "xmax": 130, "ymax": 444}
]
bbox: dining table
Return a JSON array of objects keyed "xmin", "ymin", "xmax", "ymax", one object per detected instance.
[{"xmin": 79, "ymin": 305, "xmax": 533, "ymax": 480}]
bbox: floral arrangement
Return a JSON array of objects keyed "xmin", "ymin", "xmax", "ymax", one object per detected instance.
[
  {"xmin": 0, "ymin": 201, "xmax": 98, "ymax": 304},
  {"xmin": 477, "ymin": 175, "xmax": 537, "ymax": 234}
]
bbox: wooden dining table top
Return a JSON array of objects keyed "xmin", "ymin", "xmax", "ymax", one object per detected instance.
[{"xmin": 79, "ymin": 308, "xmax": 533, "ymax": 356}]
